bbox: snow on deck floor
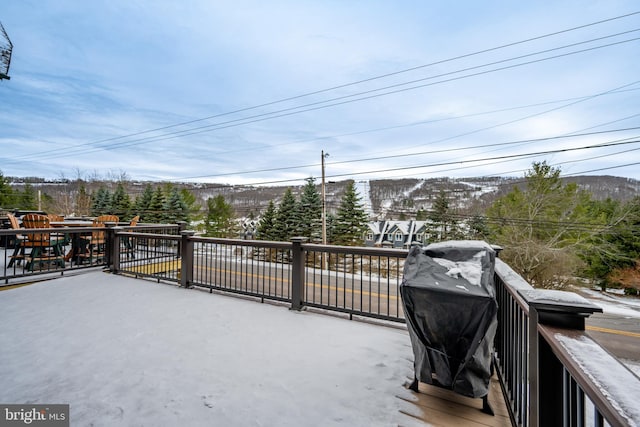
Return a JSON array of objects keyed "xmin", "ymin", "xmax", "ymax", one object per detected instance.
[{"xmin": 0, "ymin": 272, "xmax": 417, "ymax": 427}]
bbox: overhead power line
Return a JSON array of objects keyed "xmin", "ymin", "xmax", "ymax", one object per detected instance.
[
  {"xmin": 373, "ymin": 138, "xmax": 640, "ymax": 182},
  {"xmin": 68, "ymin": 35, "xmax": 640, "ymax": 153},
  {"xmin": 171, "ymin": 136, "xmax": 640, "ymax": 188},
  {"xmin": 43, "ymin": 12, "xmax": 640, "ymax": 142},
  {"xmin": 322, "ymin": 138, "xmax": 640, "ymax": 180},
  {"xmin": 172, "ymin": 127, "xmax": 640, "ymax": 180},
  {"xmin": 4, "ymin": 13, "xmax": 639, "ymax": 164},
  {"xmin": 195, "ymin": 88, "xmax": 640, "ymax": 158}
]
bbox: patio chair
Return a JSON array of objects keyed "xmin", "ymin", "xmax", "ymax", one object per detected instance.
[
  {"xmin": 7, "ymin": 213, "xmax": 26, "ymax": 267},
  {"xmin": 46, "ymin": 213, "xmax": 70, "ymax": 244},
  {"xmin": 97, "ymin": 215, "xmax": 120, "ymax": 224},
  {"xmin": 21, "ymin": 214, "xmax": 65, "ymax": 271},
  {"xmin": 77, "ymin": 215, "xmax": 119, "ymax": 264}
]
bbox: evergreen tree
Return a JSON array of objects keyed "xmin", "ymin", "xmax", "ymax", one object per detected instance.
[
  {"xmin": 91, "ymin": 187, "xmax": 112, "ymax": 216},
  {"xmin": 467, "ymin": 214, "xmax": 490, "ymax": 239},
  {"xmin": 326, "ymin": 213, "xmax": 337, "ymax": 244},
  {"xmin": 416, "ymin": 208, "xmax": 428, "ymax": 221},
  {"xmin": 0, "ymin": 171, "xmax": 15, "ymax": 208},
  {"xmin": 273, "ymin": 188, "xmax": 298, "ymax": 241},
  {"xmin": 111, "ymin": 183, "xmax": 132, "ymax": 219},
  {"xmin": 147, "ymin": 187, "xmax": 166, "ymax": 223},
  {"xmin": 297, "ymin": 178, "xmax": 322, "ymax": 242},
  {"xmin": 204, "ymin": 195, "xmax": 236, "ymax": 237},
  {"xmin": 257, "ymin": 200, "xmax": 278, "ymax": 240},
  {"xmin": 40, "ymin": 193, "xmax": 54, "ymax": 212},
  {"xmin": 427, "ymin": 190, "xmax": 460, "ymax": 241},
  {"xmin": 333, "ymin": 181, "xmax": 368, "ymax": 246},
  {"xmin": 19, "ymin": 183, "xmax": 37, "ymax": 210},
  {"xmin": 180, "ymin": 188, "xmax": 200, "ymax": 224},
  {"xmin": 610, "ymin": 197, "xmax": 640, "ymax": 265},
  {"xmin": 580, "ymin": 197, "xmax": 640, "ymax": 289},
  {"xmin": 134, "ymin": 184, "xmax": 155, "ymax": 221},
  {"xmin": 164, "ymin": 188, "xmax": 189, "ymax": 224}
]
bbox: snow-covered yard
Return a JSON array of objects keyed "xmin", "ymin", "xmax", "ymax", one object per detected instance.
[{"xmin": 0, "ymin": 272, "xmax": 417, "ymax": 426}]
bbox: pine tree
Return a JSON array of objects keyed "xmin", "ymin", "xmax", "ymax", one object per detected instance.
[
  {"xmin": 333, "ymin": 181, "xmax": 368, "ymax": 246},
  {"xmin": 180, "ymin": 188, "xmax": 200, "ymax": 223},
  {"xmin": 164, "ymin": 188, "xmax": 189, "ymax": 224},
  {"xmin": 134, "ymin": 184, "xmax": 154, "ymax": 221},
  {"xmin": 427, "ymin": 190, "xmax": 459, "ymax": 241},
  {"xmin": 111, "ymin": 183, "xmax": 132, "ymax": 219},
  {"xmin": 326, "ymin": 213, "xmax": 336, "ymax": 244},
  {"xmin": 581, "ymin": 196, "xmax": 640, "ymax": 290},
  {"xmin": 147, "ymin": 187, "xmax": 166, "ymax": 223},
  {"xmin": 19, "ymin": 183, "xmax": 37, "ymax": 210},
  {"xmin": 297, "ymin": 178, "xmax": 322, "ymax": 242},
  {"xmin": 273, "ymin": 188, "xmax": 299, "ymax": 241},
  {"xmin": 467, "ymin": 214, "xmax": 489, "ymax": 239},
  {"xmin": 91, "ymin": 187, "xmax": 112, "ymax": 216},
  {"xmin": 257, "ymin": 200, "xmax": 278, "ymax": 240},
  {"xmin": 0, "ymin": 171, "xmax": 14, "ymax": 208},
  {"xmin": 205, "ymin": 195, "xmax": 236, "ymax": 237}
]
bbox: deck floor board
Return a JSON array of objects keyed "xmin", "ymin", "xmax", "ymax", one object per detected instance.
[{"xmin": 395, "ymin": 376, "xmax": 511, "ymax": 426}]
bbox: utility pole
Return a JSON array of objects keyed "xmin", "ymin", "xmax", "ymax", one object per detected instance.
[{"xmin": 321, "ymin": 150, "xmax": 329, "ymax": 245}]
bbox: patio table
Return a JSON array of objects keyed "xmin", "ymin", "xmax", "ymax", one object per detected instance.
[{"xmin": 50, "ymin": 221, "xmax": 97, "ymax": 263}]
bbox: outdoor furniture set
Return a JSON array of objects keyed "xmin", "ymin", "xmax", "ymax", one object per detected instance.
[{"xmin": 6, "ymin": 213, "xmax": 137, "ymax": 271}]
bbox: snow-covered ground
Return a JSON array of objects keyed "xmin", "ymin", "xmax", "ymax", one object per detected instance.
[
  {"xmin": 354, "ymin": 180, "xmax": 374, "ymax": 217},
  {"xmin": 0, "ymin": 272, "xmax": 417, "ymax": 427},
  {"xmin": 579, "ymin": 287, "xmax": 640, "ymax": 317},
  {"xmin": 2, "ymin": 272, "xmax": 638, "ymax": 425}
]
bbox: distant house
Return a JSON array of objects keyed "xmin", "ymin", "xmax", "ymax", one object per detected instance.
[
  {"xmin": 364, "ymin": 221, "xmax": 386, "ymax": 246},
  {"xmin": 364, "ymin": 220, "xmax": 430, "ymax": 248},
  {"xmin": 386, "ymin": 221, "xmax": 410, "ymax": 248},
  {"xmin": 412, "ymin": 221, "xmax": 430, "ymax": 246},
  {"xmin": 238, "ymin": 218, "xmax": 258, "ymax": 240}
]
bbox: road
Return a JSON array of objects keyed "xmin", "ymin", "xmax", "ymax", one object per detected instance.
[
  {"xmin": 568, "ymin": 286, "xmax": 640, "ymax": 365},
  {"xmin": 190, "ymin": 255, "xmax": 406, "ymax": 320},
  {"xmin": 130, "ymin": 254, "xmax": 640, "ymax": 366}
]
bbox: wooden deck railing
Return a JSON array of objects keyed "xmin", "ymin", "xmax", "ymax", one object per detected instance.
[
  {"xmin": 495, "ymin": 260, "xmax": 640, "ymax": 427},
  {"xmin": 3, "ymin": 223, "xmax": 640, "ymax": 426}
]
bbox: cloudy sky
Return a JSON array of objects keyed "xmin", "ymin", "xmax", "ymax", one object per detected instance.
[{"xmin": 1, "ymin": 1, "xmax": 639, "ymax": 185}]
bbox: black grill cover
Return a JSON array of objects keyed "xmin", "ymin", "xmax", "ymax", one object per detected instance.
[{"xmin": 400, "ymin": 241, "xmax": 497, "ymax": 398}]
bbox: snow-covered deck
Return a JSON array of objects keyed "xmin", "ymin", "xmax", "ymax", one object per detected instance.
[{"xmin": 0, "ymin": 272, "xmax": 510, "ymax": 426}]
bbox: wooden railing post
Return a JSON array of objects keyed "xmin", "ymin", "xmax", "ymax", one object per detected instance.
[
  {"xmin": 110, "ymin": 226, "xmax": 123, "ymax": 274},
  {"xmin": 105, "ymin": 223, "xmax": 118, "ymax": 269},
  {"xmin": 180, "ymin": 230, "xmax": 195, "ymax": 288},
  {"xmin": 290, "ymin": 237, "xmax": 307, "ymax": 310}
]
